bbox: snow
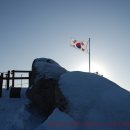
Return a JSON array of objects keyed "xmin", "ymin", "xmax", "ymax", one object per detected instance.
[
  {"xmin": 10, "ymin": 105, "xmax": 46, "ymax": 130},
  {"xmin": 33, "ymin": 58, "xmax": 67, "ymax": 81},
  {"xmin": 36, "ymin": 108, "xmax": 76, "ymax": 130},
  {"xmin": 0, "ymin": 89, "xmax": 28, "ymax": 130},
  {"xmin": 0, "ymin": 59, "xmax": 130, "ymax": 130},
  {"xmin": 59, "ymin": 71, "xmax": 130, "ymax": 129}
]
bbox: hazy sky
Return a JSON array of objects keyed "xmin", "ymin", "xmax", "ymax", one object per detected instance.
[{"xmin": 0, "ymin": 0, "xmax": 130, "ymax": 90}]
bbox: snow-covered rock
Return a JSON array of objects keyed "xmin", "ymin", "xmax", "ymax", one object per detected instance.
[
  {"xmin": 26, "ymin": 58, "xmax": 68, "ymax": 118},
  {"xmin": 31, "ymin": 58, "xmax": 67, "ymax": 83},
  {"xmin": 58, "ymin": 71, "xmax": 130, "ymax": 129}
]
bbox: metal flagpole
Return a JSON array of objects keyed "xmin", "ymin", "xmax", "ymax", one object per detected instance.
[{"xmin": 89, "ymin": 38, "xmax": 90, "ymax": 72}]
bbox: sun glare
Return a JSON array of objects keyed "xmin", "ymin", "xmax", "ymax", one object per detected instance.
[
  {"xmin": 76, "ymin": 63, "xmax": 109, "ymax": 78},
  {"xmin": 91, "ymin": 64, "xmax": 108, "ymax": 76}
]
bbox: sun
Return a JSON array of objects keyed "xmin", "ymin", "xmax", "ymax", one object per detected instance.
[
  {"xmin": 91, "ymin": 63, "xmax": 108, "ymax": 76},
  {"xmin": 76, "ymin": 62, "xmax": 109, "ymax": 78}
]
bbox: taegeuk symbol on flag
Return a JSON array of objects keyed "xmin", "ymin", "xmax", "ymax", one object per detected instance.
[{"xmin": 71, "ymin": 39, "xmax": 88, "ymax": 53}]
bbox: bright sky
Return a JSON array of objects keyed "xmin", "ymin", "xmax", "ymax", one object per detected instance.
[{"xmin": 0, "ymin": 0, "xmax": 130, "ymax": 90}]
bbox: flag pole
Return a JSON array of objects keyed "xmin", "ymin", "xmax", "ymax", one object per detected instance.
[{"xmin": 89, "ymin": 38, "xmax": 90, "ymax": 72}]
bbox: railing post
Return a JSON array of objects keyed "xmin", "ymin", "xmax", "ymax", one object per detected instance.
[
  {"xmin": 11, "ymin": 70, "xmax": 15, "ymax": 87},
  {"xmin": 0, "ymin": 73, "xmax": 3, "ymax": 97},
  {"xmin": 6, "ymin": 71, "xmax": 10, "ymax": 90},
  {"xmin": 29, "ymin": 71, "xmax": 32, "ymax": 87}
]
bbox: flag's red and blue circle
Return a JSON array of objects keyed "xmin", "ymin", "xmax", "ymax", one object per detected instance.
[{"xmin": 76, "ymin": 42, "xmax": 81, "ymax": 49}]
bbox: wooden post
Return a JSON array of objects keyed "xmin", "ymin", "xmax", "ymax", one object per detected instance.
[
  {"xmin": 12, "ymin": 70, "xmax": 15, "ymax": 87},
  {"xmin": 6, "ymin": 71, "xmax": 10, "ymax": 90},
  {"xmin": 0, "ymin": 73, "xmax": 3, "ymax": 97},
  {"xmin": 29, "ymin": 71, "xmax": 32, "ymax": 87}
]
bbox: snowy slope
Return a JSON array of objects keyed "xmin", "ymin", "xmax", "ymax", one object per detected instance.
[
  {"xmin": 59, "ymin": 71, "xmax": 130, "ymax": 129},
  {"xmin": 0, "ymin": 89, "xmax": 28, "ymax": 130},
  {"xmin": 36, "ymin": 108, "xmax": 76, "ymax": 130},
  {"xmin": 0, "ymin": 71, "xmax": 130, "ymax": 130}
]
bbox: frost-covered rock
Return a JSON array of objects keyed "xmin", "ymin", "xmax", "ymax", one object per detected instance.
[
  {"xmin": 26, "ymin": 78, "xmax": 57, "ymax": 117},
  {"xmin": 30, "ymin": 58, "xmax": 67, "ymax": 84},
  {"xmin": 58, "ymin": 71, "xmax": 130, "ymax": 129},
  {"xmin": 24, "ymin": 58, "xmax": 130, "ymax": 130},
  {"xmin": 26, "ymin": 58, "xmax": 68, "ymax": 119}
]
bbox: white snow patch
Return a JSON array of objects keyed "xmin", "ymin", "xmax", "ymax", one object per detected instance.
[{"xmin": 33, "ymin": 58, "xmax": 67, "ymax": 81}]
